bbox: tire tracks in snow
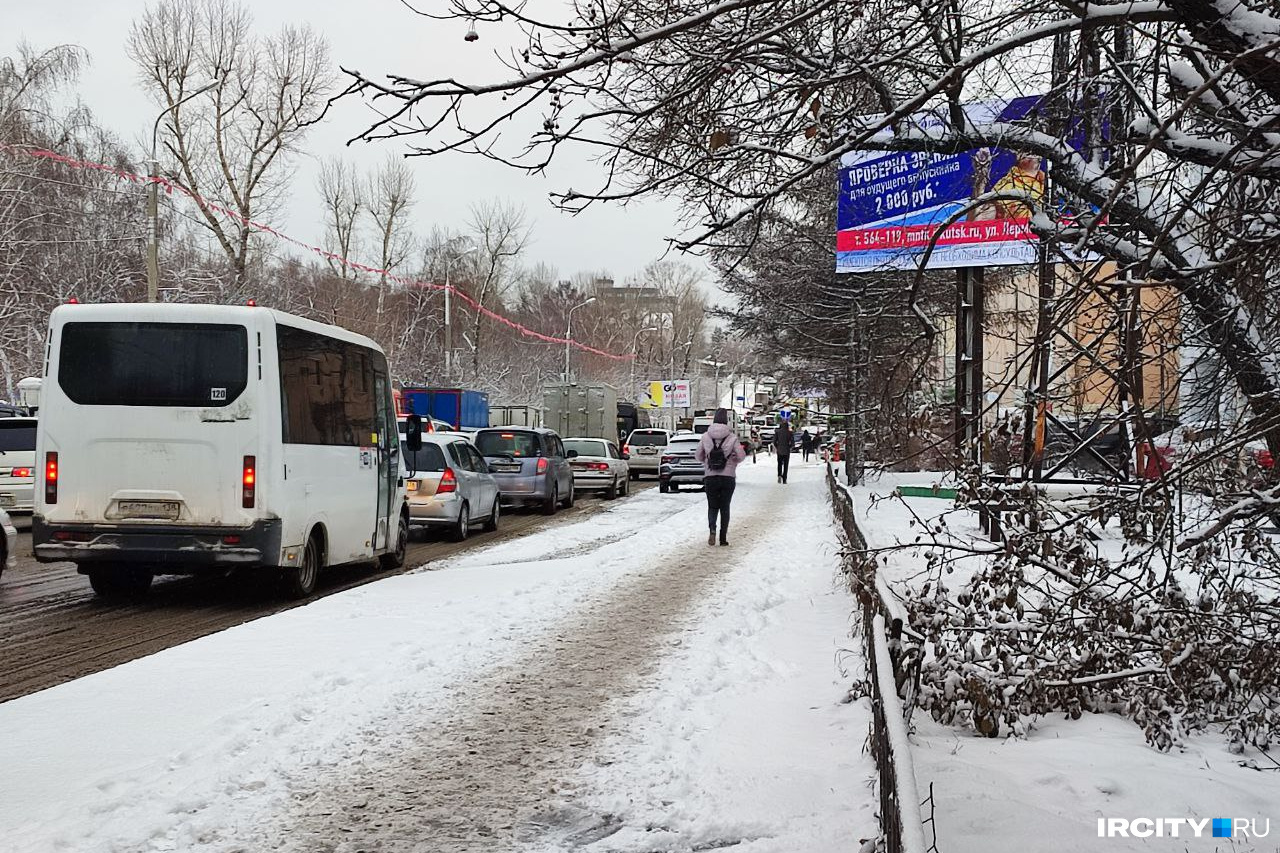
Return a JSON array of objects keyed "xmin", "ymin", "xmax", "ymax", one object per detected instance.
[{"xmin": 275, "ymin": 503, "xmax": 768, "ymax": 853}]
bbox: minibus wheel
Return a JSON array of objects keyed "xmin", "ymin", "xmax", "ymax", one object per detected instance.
[
  {"xmin": 381, "ymin": 514, "xmax": 408, "ymax": 570},
  {"xmin": 88, "ymin": 564, "xmax": 152, "ymax": 599},
  {"xmin": 282, "ymin": 536, "xmax": 320, "ymax": 599}
]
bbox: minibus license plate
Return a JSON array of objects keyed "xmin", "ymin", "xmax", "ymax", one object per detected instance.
[{"xmin": 118, "ymin": 500, "xmax": 180, "ymax": 520}]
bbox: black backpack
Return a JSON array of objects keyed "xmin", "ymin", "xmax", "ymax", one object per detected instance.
[{"xmin": 707, "ymin": 435, "xmax": 729, "ymax": 472}]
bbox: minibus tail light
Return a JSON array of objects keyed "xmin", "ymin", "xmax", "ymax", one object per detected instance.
[
  {"xmin": 44, "ymin": 452, "xmax": 58, "ymax": 504},
  {"xmin": 242, "ymin": 456, "xmax": 256, "ymax": 508}
]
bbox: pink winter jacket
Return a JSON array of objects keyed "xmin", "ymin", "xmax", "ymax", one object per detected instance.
[{"xmin": 694, "ymin": 422, "xmax": 748, "ymax": 478}]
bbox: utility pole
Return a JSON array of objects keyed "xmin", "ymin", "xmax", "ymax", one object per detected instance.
[{"xmin": 443, "ymin": 239, "xmax": 476, "ymax": 381}]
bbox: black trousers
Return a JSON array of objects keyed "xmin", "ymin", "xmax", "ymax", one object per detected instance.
[
  {"xmin": 704, "ymin": 475, "xmax": 736, "ymax": 535},
  {"xmin": 776, "ymin": 452, "xmax": 791, "ymax": 482}
]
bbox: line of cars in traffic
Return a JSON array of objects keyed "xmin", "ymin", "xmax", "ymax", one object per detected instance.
[
  {"xmin": 398, "ymin": 422, "xmax": 638, "ymax": 542},
  {"xmin": 398, "ymin": 423, "xmax": 736, "ymax": 541}
]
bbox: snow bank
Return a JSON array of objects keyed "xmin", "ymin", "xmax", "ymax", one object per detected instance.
[{"xmin": 848, "ymin": 471, "xmax": 1280, "ymax": 852}]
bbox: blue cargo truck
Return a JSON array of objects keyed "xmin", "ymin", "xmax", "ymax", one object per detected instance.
[{"xmin": 400, "ymin": 387, "xmax": 490, "ymax": 431}]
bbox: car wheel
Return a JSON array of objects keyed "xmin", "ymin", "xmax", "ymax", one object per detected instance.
[
  {"xmin": 542, "ymin": 485, "xmax": 559, "ymax": 515},
  {"xmin": 659, "ymin": 482, "xmax": 669, "ymax": 493},
  {"xmin": 282, "ymin": 535, "xmax": 321, "ymax": 599},
  {"xmin": 380, "ymin": 513, "xmax": 408, "ymax": 570},
  {"xmin": 483, "ymin": 498, "xmax": 500, "ymax": 532},
  {"xmin": 605, "ymin": 476, "xmax": 618, "ymax": 500},
  {"xmin": 451, "ymin": 502, "xmax": 471, "ymax": 542},
  {"xmin": 629, "ymin": 470, "xmax": 639, "ymax": 481},
  {"xmin": 563, "ymin": 482, "xmax": 575, "ymax": 508},
  {"xmin": 620, "ymin": 475, "xmax": 629, "ymax": 497},
  {"xmin": 88, "ymin": 563, "xmax": 153, "ymax": 599}
]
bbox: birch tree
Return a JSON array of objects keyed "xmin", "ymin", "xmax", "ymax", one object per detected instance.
[{"xmin": 316, "ymin": 156, "xmax": 363, "ymax": 283}]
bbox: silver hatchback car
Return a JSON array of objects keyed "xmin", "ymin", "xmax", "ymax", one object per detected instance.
[
  {"xmin": 474, "ymin": 427, "xmax": 575, "ymax": 515},
  {"xmin": 402, "ymin": 434, "xmax": 501, "ymax": 541}
]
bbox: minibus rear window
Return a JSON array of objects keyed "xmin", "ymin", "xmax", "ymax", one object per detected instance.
[
  {"xmin": 0, "ymin": 422, "xmax": 36, "ymax": 451},
  {"xmin": 59, "ymin": 322, "xmax": 248, "ymax": 407}
]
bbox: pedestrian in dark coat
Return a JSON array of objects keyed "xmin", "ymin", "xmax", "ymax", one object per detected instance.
[
  {"xmin": 695, "ymin": 408, "xmax": 748, "ymax": 546},
  {"xmin": 801, "ymin": 429, "xmax": 815, "ymax": 462},
  {"xmin": 774, "ymin": 421, "xmax": 793, "ymax": 483}
]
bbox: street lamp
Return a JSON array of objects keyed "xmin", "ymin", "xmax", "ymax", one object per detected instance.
[
  {"xmin": 628, "ymin": 326, "xmax": 659, "ymax": 399},
  {"xmin": 700, "ymin": 357, "xmax": 728, "ymax": 409},
  {"xmin": 148, "ymin": 80, "xmax": 218, "ymax": 303},
  {"xmin": 564, "ymin": 296, "xmax": 597, "ymax": 381},
  {"xmin": 443, "ymin": 238, "xmax": 477, "ymax": 381}
]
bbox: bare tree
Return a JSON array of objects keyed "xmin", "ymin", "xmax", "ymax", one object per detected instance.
[
  {"xmin": 366, "ymin": 153, "xmax": 417, "ymax": 316},
  {"xmin": 128, "ymin": 0, "xmax": 335, "ymax": 290},
  {"xmin": 461, "ymin": 199, "xmax": 530, "ymax": 378},
  {"xmin": 316, "ymin": 155, "xmax": 364, "ymax": 283},
  {"xmin": 339, "ymin": 0, "xmax": 1280, "ymax": 459}
]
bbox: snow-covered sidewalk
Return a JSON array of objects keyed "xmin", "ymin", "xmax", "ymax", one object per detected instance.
[{"xmin": 1, "ymin": 457, "xmax": 874, "ymax": 852}]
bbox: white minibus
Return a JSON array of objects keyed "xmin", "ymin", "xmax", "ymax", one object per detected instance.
[{"xmin": 33, "ymin": 303, "xmax": 408, "ymax": 598}]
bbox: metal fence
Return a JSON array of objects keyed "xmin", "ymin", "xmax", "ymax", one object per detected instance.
[{"xmin": 827, "ymin": 464, "xmax": 929, "ymax": 853}]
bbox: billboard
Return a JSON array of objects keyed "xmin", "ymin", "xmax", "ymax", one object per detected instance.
[
  {"xmin": 640, "ymin": 379, "xmax": 691, "ymax": 409},
  {"xmin": 836, "ymin": 96, "xmax": 1051, "ymax": 273}
]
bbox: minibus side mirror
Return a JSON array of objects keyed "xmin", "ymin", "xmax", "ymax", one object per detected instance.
[{"xmin": 406, "ymin": 414, "xmax": 424, "ymax": 452}]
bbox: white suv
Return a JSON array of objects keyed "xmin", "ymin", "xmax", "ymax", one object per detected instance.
[
  {"xmin": 0, "ymin": 417, "xmax": 37, "ymax": 515},
  {"xmin": 623, "ymin": 428, "xmax": 671, "ymax": 478}
]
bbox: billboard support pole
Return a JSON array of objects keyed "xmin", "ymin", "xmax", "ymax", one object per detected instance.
[{"xmin": 954, "ymin": 267, "xmax": 985, "ymax": 466}]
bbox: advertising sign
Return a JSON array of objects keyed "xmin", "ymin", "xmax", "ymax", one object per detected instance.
[
  {"xmin": 640, "ymin": 379, "xmax": 691, "ymax": 409},
  {"xmin": 836, "ymin": 96, "xmax": 1051, "ymax": 272}
]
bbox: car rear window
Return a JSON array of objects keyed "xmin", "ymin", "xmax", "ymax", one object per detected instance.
[
  {"xmin": 628, "ymin": 431, "xmax": 667, "ymax": 446},
  {"xmin": 669, "ymin": 439, "xmax": 700, "ymax": 451},
  {"xmin": 565, "ymin": 439, "xmax": 607, "ymax": 458},
  {"xmin": 0, "ymin": 421, "xmax": 36, "ymax": 451},
  {"xmin": 476, "ymin": 431, "xmax": 541, "ymax": 458},
  {"xmin": 401, "ymin": 443, "xmax": 447, "ymax": 473},
  {"xmin": 59, "ymin": 322, "xmax": 248, "ymax": 407}
]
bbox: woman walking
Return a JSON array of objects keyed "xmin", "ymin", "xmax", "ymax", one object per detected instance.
[{"xmin": 695, "ymin": 408, "xmax": 748, "ymax": 546}]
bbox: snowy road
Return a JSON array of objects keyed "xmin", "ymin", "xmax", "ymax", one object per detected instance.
[
  {"xmin": 1, "ymin": 460, "xmax": 875, "ymax": 852},
  {"xmin": 0, "ymin": 486, "xmax": 654, "ymax": 703}
]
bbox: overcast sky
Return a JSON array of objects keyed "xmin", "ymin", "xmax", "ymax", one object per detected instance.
[{"xmin": 8, "ymin": 0, "xmax": 699, "ymax": 286}]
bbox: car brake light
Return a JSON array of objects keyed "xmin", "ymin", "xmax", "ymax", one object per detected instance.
[
  {"xmin": 622, "ymin": 444, "xmax": 630, "ymax": 455},
  {"xmin": 44, "ymin": 452, "xmax": 57, "ymax": 504},
  {"xmin": 501, "ymin": 433, "xmax": 515, "ymax": 439},
  {"xmin": 537, "ymin": 457, "xmax": 548, "ymax": 474},
  {"xmin": 242, "ymin": 456, "xmax": 256, "ymax": 508},
  {"xmin": 661, "ymin": 455, "xmax": 675, "ymax": 464},
  {"xmin": 588, "ymin": 461, "xmax": 609, "ymax": 471},
  {"xmin": 11, "ymin": 467, "xmax": 31, "ymax": 478},
  {"xmin": 439, "ymin": 467, "xmax": 458, "ymax": 493}
]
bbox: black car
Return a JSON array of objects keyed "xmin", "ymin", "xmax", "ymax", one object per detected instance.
[{"xmin": 659, "ymin": 434, "xmax": 704, "ymax": 493}]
